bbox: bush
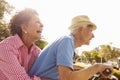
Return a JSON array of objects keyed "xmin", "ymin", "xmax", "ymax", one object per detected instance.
[{"xmin": 35, "ymin": 39, "xmax": 48, "ymax": 50}]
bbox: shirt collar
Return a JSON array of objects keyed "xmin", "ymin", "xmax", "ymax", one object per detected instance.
[
  {"xmin": 13, "ymin": 34, "xmax": 24, "ymax": 48},
  {"xmin": 69, "ymin": 34, "xmax": 75, "ymax": 44},
  {"xmin": 14, "ymin": 34, "xmax": 40, "ymax": 52},
  {"xmin": 69, "ymin": 34, "xmax": 76, "ymax": 59}
]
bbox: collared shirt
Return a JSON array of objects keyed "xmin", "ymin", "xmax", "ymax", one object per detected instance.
[
  {"xmin": 0, "ymin": 34, "xmax": 41, "ymax": 80},
  {"xmin": 29, "ymin": 34, "xmax": 75, "ymax": 80}
]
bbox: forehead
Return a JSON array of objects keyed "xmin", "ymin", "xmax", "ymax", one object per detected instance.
[
  {"xmin": 26, "ymin": 15, "xmax": 40, "ymax": 25},
  {"xmin": 29, "ymin": 15, "xmax": 40, "ymax": 22}
]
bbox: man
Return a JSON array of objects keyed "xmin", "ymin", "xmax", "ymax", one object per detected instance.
[{"xmin": 29, "ymin": 15, "xmax": 114, "ymax": 80}]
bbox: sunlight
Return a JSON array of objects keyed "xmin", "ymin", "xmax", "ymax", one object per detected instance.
[
  {"xmin": 6, "ymin": 0, "xmax": 120, "ymax": 54},
  {"xmin": 6, "ymin": 0, "xmax": 70, "ymax": 43},
  {"xmin": 7, "ymin": 0, "xmax": 35, "ymax": 10}
]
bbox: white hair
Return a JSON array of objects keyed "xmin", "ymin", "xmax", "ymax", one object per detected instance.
[{"xmin": 69, "ymin": 25, "xmax": 87, "ymax": 34}]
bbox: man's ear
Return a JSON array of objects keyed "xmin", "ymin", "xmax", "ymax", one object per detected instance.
[{"xmin": 78, "ymin": 26, "xmax": 83, "ymax": 32}]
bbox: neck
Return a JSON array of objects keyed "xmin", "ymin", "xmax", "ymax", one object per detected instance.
[
  {"xmin": 73, "ymin": 34, "xmax": 83, "ymax": 48},
  {"xmin": 22, "ymin": 35, "xmax": 35, "ymax": 50}
]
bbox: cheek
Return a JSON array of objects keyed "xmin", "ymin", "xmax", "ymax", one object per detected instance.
[
  {"xmin": 29, "ymin": 24, "xmax": 39, "ymax": 30},
  {"xmin": 84, "ymin": 33, "xmax": 91, "ymax": 40},
  {"xmin": 27, "ymin": 26, "xmax": 36, "ymax": 34},
  {"xmin": 29, "ymin": 26, "xmax": 34, "ymax": 30}
]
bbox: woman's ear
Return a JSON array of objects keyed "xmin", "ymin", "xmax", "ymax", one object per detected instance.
[{"xmin": 21, "ymin": 24, "xmax": 28, "ymax": 34}]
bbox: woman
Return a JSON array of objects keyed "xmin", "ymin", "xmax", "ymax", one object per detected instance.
[{"xmin": 0, "ymin": 8, "xmax": 48, "ymax": 80}]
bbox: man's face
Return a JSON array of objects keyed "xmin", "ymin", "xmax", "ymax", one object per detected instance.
[{"xmin": 80, "ymin": 25, "xmax": 94, "ymax": 45}]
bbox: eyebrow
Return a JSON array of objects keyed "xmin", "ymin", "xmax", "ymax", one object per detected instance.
[{"xmin": 87, "ymin": 24, "xmax": 94, "ymax": 29}]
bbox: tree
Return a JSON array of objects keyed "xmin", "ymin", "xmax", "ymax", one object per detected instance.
[
  {"xmin": 35, "ymin": 39, "xmax": 48, "ymax": 50},
  {"xmin": 0, "ymin": 0, "xmax": 14, "ymax": 19},
  {"xmin": 0, "ymin": 0, "xmax": 48, "ymax": 49},
  {"xmin": 0, "ymin": 0, "xmax": 14, "ymax": 41}
]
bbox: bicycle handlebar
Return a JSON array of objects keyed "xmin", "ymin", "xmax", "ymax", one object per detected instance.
[{"xmin": 91, "ymin": 68, "xmax": 118, "ymax": 80}]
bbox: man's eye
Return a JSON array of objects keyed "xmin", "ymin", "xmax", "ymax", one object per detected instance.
[{"xmin": 36, "ymin": 21, "xmax": 40, "ymax": 23}]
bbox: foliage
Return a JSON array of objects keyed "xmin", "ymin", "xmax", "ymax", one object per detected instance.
[
  {"xmin": 113, "ymin": 69, "xmax": 120, "ymax": 79},
  {"xmin": 0, "ymin": 21, "xmax": 10, "ymax": 41},
  {"xmin": 0, "ymin": 0, "xmax": 48, "ymax": 50},
  {"xmin": 35, "ymin": 39, "xmax": 48, "ymax": 50},
  {"xmin": 0, "ymin": 0, "xmax": 14, "ymax": 41},
  {"xmin": 76, "ymin": 44, "xmax": 120, "ymax": 64},
  {"xmin": 74, "ymin": 44, "xmax": 120, "ymax": 80},
  {"xmin": 0, "ymin": 0, "xmax": 14, "ymax": 19}
]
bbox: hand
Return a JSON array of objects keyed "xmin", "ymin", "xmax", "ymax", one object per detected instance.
[{"xmin": 99, "ymin": 64, "xmax": 114, "ymax": 78}]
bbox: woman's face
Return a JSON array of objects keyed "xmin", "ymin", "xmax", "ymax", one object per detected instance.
[{"xmin": 23, "ymin": 15, "xmax": 43, "ymax": 41}]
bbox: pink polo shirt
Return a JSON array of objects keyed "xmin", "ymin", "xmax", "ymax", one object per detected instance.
[{"xmin": 0, "ymin": 34, "xmax": 41, "ymax": 80}]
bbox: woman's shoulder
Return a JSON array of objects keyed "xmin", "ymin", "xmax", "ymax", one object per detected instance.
[
  {"xmin": 0, "ymin": 35, "xmax": 15, "ymax": 43},
  {"xmin": 0, "ymin": 34, "xmax": 22, "ymax": 48}
]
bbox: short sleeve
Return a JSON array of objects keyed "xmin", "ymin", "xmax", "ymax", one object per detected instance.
[{"xmin": 56, "ymin": 38, "xmax": 74, "ymax": 69}]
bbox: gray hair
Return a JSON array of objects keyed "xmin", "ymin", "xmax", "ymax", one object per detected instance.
[{"xmin": 69, "ymin": 25, "xmax": 87, "ymax": 34}]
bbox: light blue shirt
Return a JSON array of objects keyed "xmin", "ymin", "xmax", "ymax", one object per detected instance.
[{"xmin": 29, "ymin": 34, "xmax": 75, "ymax": 80}]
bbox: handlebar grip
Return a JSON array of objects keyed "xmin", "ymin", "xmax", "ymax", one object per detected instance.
[{"xmin": 102, "ymin": 68, "xmax": 111, "ymax": 76}]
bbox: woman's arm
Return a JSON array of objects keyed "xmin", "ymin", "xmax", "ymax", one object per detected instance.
[{"xmin": 0, "ymin": 44, "xmax": 40, "ymax": 80}]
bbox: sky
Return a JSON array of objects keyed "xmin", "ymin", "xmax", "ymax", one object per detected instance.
[{"xmin": 6, "ymin": 0, "xmax": 120, "ymax": 54}]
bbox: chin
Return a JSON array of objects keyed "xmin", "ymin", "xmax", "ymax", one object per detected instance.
[
  {"xmin": 36, "ymin": 36, "xmax": 41, "ymax": 40},
  {"xmin": 85, "ymin": 43, "xmax": 89, "ymax": 45},
  {"xmin": 38, "ymin": 37, "xmax": 41, "ymax": 40}
]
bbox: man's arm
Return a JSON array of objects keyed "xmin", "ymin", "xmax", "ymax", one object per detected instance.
[
  {"xmin": 73, "ymin": 65, "xmax": 84, "ymax": 71},
  {"xmin": 58, "ymin": 64, "xmax": 113, "ymax": 80}
]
